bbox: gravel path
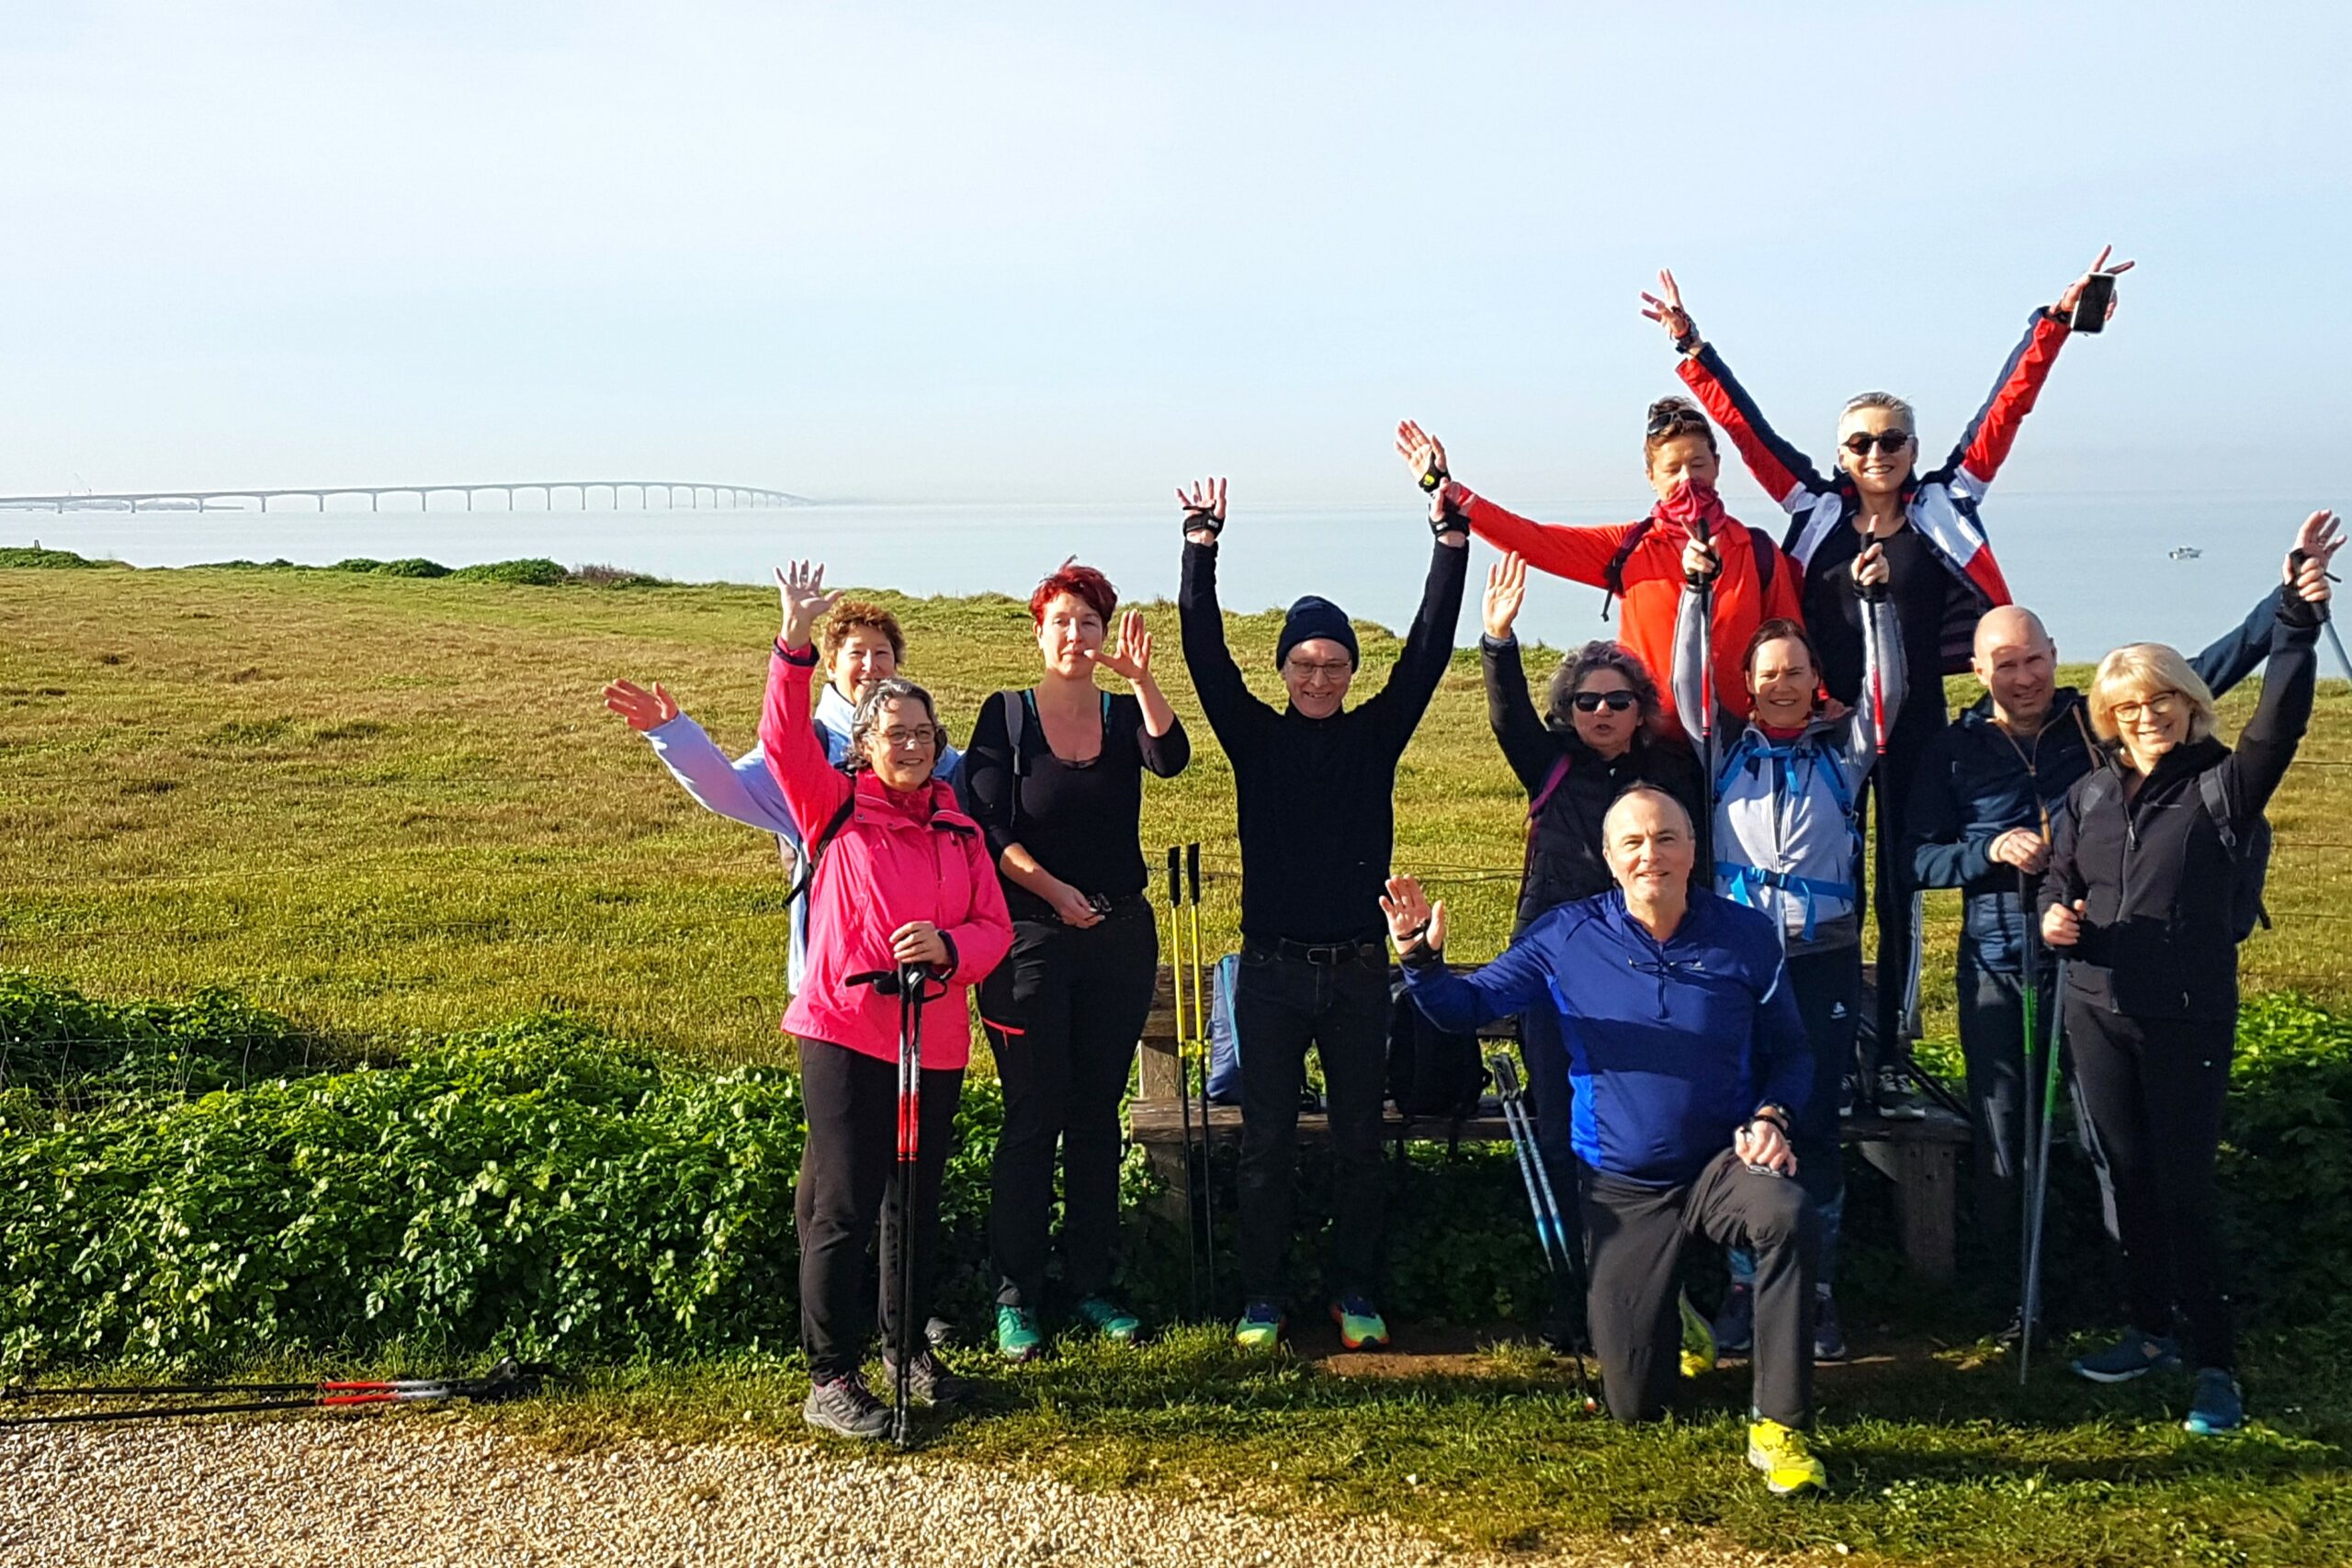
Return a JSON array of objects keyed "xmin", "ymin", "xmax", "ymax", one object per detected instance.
[{"xmin": 0, "ymin": 1416, "xmax": 1738, "ymax": 1567}]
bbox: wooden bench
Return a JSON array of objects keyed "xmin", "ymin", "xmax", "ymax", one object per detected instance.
[{"xmin": 1128, "ymin": 963, "xmax": 1972, "ymax": 1281}]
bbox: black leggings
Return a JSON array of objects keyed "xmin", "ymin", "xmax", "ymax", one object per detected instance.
[
  {"xmin": 796, "ymin": 1038, "xmax": 964, "ymax": 1382},
  {"xmin": 2064, "ymin": 1001, "xmax": 2235, "ymax": 1371},
  {"xmin": 978, "ymin": 902, "xmax": 1161, "ymax": 1309}
]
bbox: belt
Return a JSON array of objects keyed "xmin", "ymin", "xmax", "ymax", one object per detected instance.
[{"xmin": 1249, "ymin": 936, "xmax": 1386, "ymax": 966}]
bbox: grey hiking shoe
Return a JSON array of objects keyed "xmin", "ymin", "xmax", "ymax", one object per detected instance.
[
  {"xmin": 883, "ymin": 1348, "xmax": 974, "ymax": 1408},
  {"xmin": 1875, "ymin": 1066, "xmax": 1927, "ymax": 1121},
  {"xmin": 804, "ymin": 1372, "xmax": 892, "ymax": 1439}
]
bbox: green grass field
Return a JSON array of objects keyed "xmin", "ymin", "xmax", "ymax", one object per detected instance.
[{"xmin": 6, "ymin": 558, "xmax": 2352, "ymax": 1565}]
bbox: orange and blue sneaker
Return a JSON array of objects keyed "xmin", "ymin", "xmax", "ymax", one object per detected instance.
[
  {"xmin": 1330, "ymin": 1294, "xmax": 1391, "ymax": 1351},
  {"xmin": 1747, "ymin": 1418, "xmax": 1827, "ymax": 1497}
]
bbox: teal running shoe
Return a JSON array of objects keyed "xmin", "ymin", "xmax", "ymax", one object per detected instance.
[
  {"xmin": 995, "ymin": 1303, "xmax": 1044, "ymax": 1363},
  {"xmin": 2184, "ymin": 1368, "xmax": 2245, "ymax": 1436},
  {"xmin": 1330, "ymin": 1293, "xmax": 1390, "ymax": 1351},
  {"xmin": 1075, "ymin": 1295, "xmax": 1141, "ymax": 1344},
  {"xmin": 1233, "ymin": 1301, "xmax": 1284, "ymax": 1350},
  {"xmin": 2071, "ymin": 1328, "xmax": 2179, "ymax": 1383}
]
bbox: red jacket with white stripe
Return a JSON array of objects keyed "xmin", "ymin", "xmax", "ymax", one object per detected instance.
[{"xmin": 1676, "ymin": 307, "xmax": 2073, "ymax": 680}]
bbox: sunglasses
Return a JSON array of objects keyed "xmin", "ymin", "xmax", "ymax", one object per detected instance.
[
  {"xmin": 1572, "ymin": 690, "xmax": 1639, "ymax": 714},
  {"xmin": 1840, "ymin": 429, "xmax": 1913, "ymax": 457},
  {"xmin": 1647, "ymin": 409, "xmax": 1711, "ymax": 439}
]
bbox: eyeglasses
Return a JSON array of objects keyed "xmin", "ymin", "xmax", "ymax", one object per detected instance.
[
  {"xmin": 2111, "ymin": 691, "xmax": 2183, "ymax": 726},
  {"xmin": 879, "ymin": 726, "xmax": 940, "ymax": 750},
  {"xmin": 1286, "ymin": 660, "xmax": 1352, "ymax": 681},
  {"xmin": 1840, "ymin": 430, "xmax": 1913, "ymax": 457},
  {"xmin": 1572, "ymin": 690, "xmax": 1639, "ymax": 713}
]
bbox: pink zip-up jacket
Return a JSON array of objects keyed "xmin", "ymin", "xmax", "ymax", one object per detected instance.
[{"xmin": 760, "ymin": 643, "xmax": 1012, "ymax": 1069}]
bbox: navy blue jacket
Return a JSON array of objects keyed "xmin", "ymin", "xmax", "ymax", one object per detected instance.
[
  {"xmin": 1904, "ymin": 587, "xmax": 2281, "ymax": 975},
  {"xmin": 1402, "ymin": 888, "xmax": 1808, "ymax": 1187}
]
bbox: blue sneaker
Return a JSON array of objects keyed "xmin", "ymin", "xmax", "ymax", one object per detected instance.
[
  {"xmin": 2184, "ymin": 1368, "xmax": 2245, "ymax": 1436},
  {"xmin": 1233, "ymin": 1301, "xmax": 1284, "ymax": 1350},
  {"xmin": 1712, "ymin": 1283, "xmax": 1755, "ymax": 1356},
  {"xmin": 1813, "ymin": 1285, "xmax": 1849, "ymax": 1362},
  {"xmin": 2071, "ymin": 1328, "xmax": 2180, "ymax": 1384}
]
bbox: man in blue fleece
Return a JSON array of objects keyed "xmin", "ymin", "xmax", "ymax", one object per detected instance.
[{"xmin": 1384, "ymin": 783, "xmax": 1826, "ymax": 1497}]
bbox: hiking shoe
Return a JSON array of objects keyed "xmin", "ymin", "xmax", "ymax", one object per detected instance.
[
  {"xmin": 1075, "ymin": 1295, "xmax": 1141, "ymax": 1345},
  {"xmin": 2071, "ymin": 1328, "xmax": 2180, "ymax": 1383},
  {"xmin": 1713, "ymin": 1283, "xmax": 1755, "ymax": 1356},
  {"xmin": 2184, "ymin": 1368, "xmax": 2245, "ymax": 1436},
  {"xmin": 995, "ymin": 1303, "xmax": 1044, "ymax": 1363},
  {"xmin": 882, "ymin": 1348, "xmax": 973, "ymax": 1409},
  {"xmin": 1747, "ymin": 1419, "xmax": 1826, "ymax": 1497},
  {"xmin": 1837, "ymin": 1076, "xmax": 1856, "ymax": 1120},
  {"xmin": 803, "ymin": 1372, "xmax": 893, "ymax": 1439},
  {"xmin": 1234, "ymin": 1301, "xmax": 1284, "ymax": 1350},
  {"xmin": 1875, "ymin": 1066, "xmax": 1927, "ymax": 1121},
  {"xmin": 1814, "ymin": 1285, "xmax": 1849, "ymax": 1362},
  {"xmin": 1679, "ymin": 1290, "xmax": 1717, "ymax": 1377},
  {"xmin": 1330, "ymin": 1294, "xmax": 1391, "ymax": 1351}
]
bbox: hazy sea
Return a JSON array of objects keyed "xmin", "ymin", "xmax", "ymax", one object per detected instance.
[{"xmin": 11, "ymin": 491, "xmax": 2333, "ymax": 661}]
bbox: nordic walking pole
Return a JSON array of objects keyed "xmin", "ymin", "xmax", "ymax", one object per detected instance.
[
  {"xmin": 1689, "ymin": 510, "xmax": 1717, "ymax": 878},
  {"xmin": 2020, "ymin": 956, "xmax": 2069, "ymax": 1387},
  {"xmin": 1491, "ymin": 1055, "xmax": 1596, "ymax": 1412},
  {"xmin": 0, "ymin": 1359, "xmax": 552, "ymax": 1427},
  {"xmin": 2017, "ymin": 867, "xmax": 2041, "ymax": 1362},
  {"xmin": 1167, "ymin": 846, "xmax": 1199, "ymax": 1317},
  {"xmin": 893, "ymin": 962, "xmax": 926, "ymax": 1447},
  {"xmin": 1187, "ymin": 841, "xmax": 1217, "ymax": 1312}
]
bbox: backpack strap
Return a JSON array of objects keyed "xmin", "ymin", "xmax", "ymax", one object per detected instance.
[
  {"xmin": 2198, "ymin": 767, "xmax": 2241, "ymax": 855},
  {"xmin": 1755, "ymin": 536, "xmax": 1778, "ymax": 599},
  {"xmin": 784, "ymin": 792, "xmax": 859, "ymax": 906},
  {"xmin": 1527, "ymin": 754, "xmax": 1573, "ymax": 820},
  {"xmin": 1600, "ymin": 519, "xmax": 1653, "ymax": 622}
]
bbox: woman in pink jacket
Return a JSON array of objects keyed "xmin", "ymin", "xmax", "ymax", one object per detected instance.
[{"xmin": 763, "ymin": 560, "xmax": 1014, "ymax": 1440}]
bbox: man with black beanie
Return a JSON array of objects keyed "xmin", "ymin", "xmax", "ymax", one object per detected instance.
[{"xmin": 1175, "ymin": 471, "xmax": 1469, "ymax": 1352}]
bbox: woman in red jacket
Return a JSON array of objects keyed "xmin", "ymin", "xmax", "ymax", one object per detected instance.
[
  {"xmin": 763, "ymin": 560, "xmax": 1014, "ymax": 1441},
  {"xmin": 1395, "ymin": 402, "xmax": 1802, "ymax": 737}
]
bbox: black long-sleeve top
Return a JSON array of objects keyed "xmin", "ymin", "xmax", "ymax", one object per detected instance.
[
  {"xmin": 961, "ymin": 689, "xmax": 1190, "ymax": 923},
  {"xmin": 2039, "ymin": 596, "xmax": 2320, "ymax": 1021},
  {"xmin": 1179, "ymin": 532, "xmax": 1469, "ymax": 944},
  {"xmin": 1483, "ymin": 634, "xmax": 1706, "ymax": 930}
]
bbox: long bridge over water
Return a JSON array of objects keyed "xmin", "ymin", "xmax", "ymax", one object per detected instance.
[{"xmin": 0, "ymin": 480, "xmax": 808, "ymax": 513}]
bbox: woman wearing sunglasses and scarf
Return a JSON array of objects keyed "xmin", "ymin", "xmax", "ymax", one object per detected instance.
[
  {"xmin": 1672, "ymin": 535, "xmax": 1903, "ymax": 1364},
  {"xmin": 1645, "ymin": 250, "xmax": 2133, "ymax": 1119},
  {"xmin": 1478, "ymin": 548, "xmax": 1705, "ymax": 1347}
]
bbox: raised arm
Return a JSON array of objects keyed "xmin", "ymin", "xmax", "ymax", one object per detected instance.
[
  {"xmin": 1384, "ymin": 875, "xmax": 1556, "ymax": 1031},
  {"xmin": 1643, "ymin": 271, "xmax": 1834, "ymax": 513},
  {"xmin": 1394, "ymin": 418, "xmax": 1636, "ymax": 589},
  {"xmin": 606, "ymin": 677, "xmax": 803, "ymax": 839},
  {"xmin": 1360, "ymin": 508, "xmax": 1471, "ymax": 747},
  {"xmin": 1478, "ymin": 553, "xmax": 1558, "ymax": 794},
  {"xmin": 1176, "ymin": 477, "xmax": 1276, "ymax": 746},
  {"xmin": 1831, "ymin": 542, "xmax": 1906, "ymax": 784},
  {"xmin": 2188, "ymin": 512, "xmax": 2341, "ymax": 697},
  {"xmin": 760, "ymin": 562, "xmax": 855, "ymax": 840},
  {"xmin": 1087, "ymin": 610, "xmax": 1191, "ymax": 777},
  {"xmin": 2220, "ymin": 516, "xmax": 2336, "ymax": 818}
]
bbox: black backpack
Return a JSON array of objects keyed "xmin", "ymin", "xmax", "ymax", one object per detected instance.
[
  {"xmin": 1600, "ymin": 520, "xmax": 1779, "ymax": 621},
  {"xmin": 1385, "ymin": 981, "xmax": 1487, "ymax": 1121},
  {"xmin": 2076, "ymin": 764, "xmax": 2270, "ymax": 942}
]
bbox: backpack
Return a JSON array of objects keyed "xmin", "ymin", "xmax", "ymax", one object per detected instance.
[
  {"xmin": 1601, "ymin": 520, "xmax": 1778, "ymax": 621},
  {"xmin": 2075, "ymin": 765, "xmax": 2271, "ymax": 942},
  {"xmin": 1385, "ymin": 979, "xmax": 1487, "ymax": 1121},
  {"xmin": 1205, "ymin": 953, "xmax": 1243, "ymax": 1104}
]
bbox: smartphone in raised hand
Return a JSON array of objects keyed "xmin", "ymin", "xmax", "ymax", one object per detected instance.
[{"xmin": 2070, "ymin": 271, "xmax": 2116, "ymax": 334}]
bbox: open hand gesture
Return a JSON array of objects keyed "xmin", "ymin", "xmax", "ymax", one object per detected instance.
[
  {"xmin": 1394, "ymin": 420, "xmax": 1449, "ymax": 485},
  {"xmin": 1089, "ymin": 609, "xmax": 1156, "ymax": 683},
  {"xmin": 602, "ymin": 678, "xmax": 680, "ymax": 733},
  {"xmin": 2056, "ymin": 244, "xmax": 2134, "ymax": 323},
  {"xmin": 1482, "ymin": 553, "xmax": 1528, "ymax": 640},
  {"xmin": 1639, "ymin": 268, "xmax": 1699, "ymax": 351},
  {"xmin": 1177, "ymin": 477, "xmax": 1227, "ymax": 544},
  {"xmin": 774, "ymin": 560, "xmax": 838, "ymax": 651},
  {"xmin": 1379, "ymin": 874, "xmax": 1449, "ymax": 956},
  {"xmin": 2289, "ymin": 510, "xmax": 2344, "ymax": 606}
]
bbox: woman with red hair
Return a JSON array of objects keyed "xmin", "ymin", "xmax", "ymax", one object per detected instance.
[{"xmin": 964, "ymin": 560, "xmax": 1191, "ymax": 1360}]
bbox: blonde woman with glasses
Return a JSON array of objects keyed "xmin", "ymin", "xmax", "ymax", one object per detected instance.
[{"xmin": 2039, "ymin": 511, "xmax": 2340, "ymax": 1438}]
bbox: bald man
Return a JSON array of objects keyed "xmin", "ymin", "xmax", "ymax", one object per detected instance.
[{"xmin": 1903, "ymin": 522, "xmax": 2321, "ymax": 1330}]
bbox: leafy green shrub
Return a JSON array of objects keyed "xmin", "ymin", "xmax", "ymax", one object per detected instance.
[
  {"xmin": 2222, "ymin": 993, "xmax": 2352, "ymax": 1325},
  {"xmin": 449, "ymin": 558, "xmax": 567, "ymax": 586},
  {"xmin": 0, "ymin": 546, "xmax": 111, "ymax": 569},
  {"xmin": 370, "ymin": 558, "xmax": 452, "ymax": 579},
  {"xmin": 329, "ymin": 558, "xmax": 384, "ymax": 572},
  {"xmin": 570, "ymin": 562, "xmax": 667, "ymax": 588},
  {"xmin": 0, "ymin": 972, "xmax": 335, "ymax": 1109}
]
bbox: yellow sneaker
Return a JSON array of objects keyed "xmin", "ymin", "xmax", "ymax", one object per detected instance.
[
  {"xmin": 1678, "ymin": 1290, "xmax": 1716, "ymax": 1378},
  {"xmin": 1747, "ymin": 1418, "xmax": 1826, "ymax": 1497}
]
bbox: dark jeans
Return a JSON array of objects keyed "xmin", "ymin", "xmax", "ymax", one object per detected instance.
[
  {"xmin": 1234, "ymin": 942, "xmax": 1391, "ymax": 1306},
  {"xmin": 1732, "ymin": 942, "xmax": 1853, "ymax": 1288},
  {"xmin": 1583, "ymin": 1150, "xmax": 1818, "ymax": 1427},
  {"xmin": 796, "ymin": 1038, "xmax": 965, "ymax": 1382},
  {"xmin": 2066, "ymin": 1000, "xmax": 2236, "ymax": 1371},
  {"xmin": 1957, "ymin": 961, "xmax": 2119, "ymax": 1295},
  {"xmin": 978, "ymin": 901, "xmax": 1161, "ymax": 1309}
]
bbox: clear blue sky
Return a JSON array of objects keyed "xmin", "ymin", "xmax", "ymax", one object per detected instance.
[{"xmin": 2, "ymin": 2, "xmax": 2345, "ymax": 509}]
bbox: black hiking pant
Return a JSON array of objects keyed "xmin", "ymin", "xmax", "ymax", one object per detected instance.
[
  {"xmin": 1234, "ymin": 942, "xmax": 1391, "ymax": 1307},
  {"xmin": 797, "ymin": 1038, "xmax": 964, "ymax": 1382},
  {"xmin": 2064, "ymin": 1002, "xmax": 2235, "ymax": 1371},
  {"xmin": 1732, "ymin": 942, "xmax": 1851, "ymax": 1289},
  {"xmin": 1860, "ymin": 722, "xmax": 1934, "ymax": 1080},
  {"xmin": 978, "ymin": 901, "xmax": 1161, "ymax": 1310},
  {"xmin": 1583, "ymin": 1150, "xmax": 1817, "ymax": 1428}
]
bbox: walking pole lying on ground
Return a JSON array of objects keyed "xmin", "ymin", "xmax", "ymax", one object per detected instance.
[
  {"xmin": 1167, "ymin": 846, "xmax": 1200, "ymax": 1318},
  {"xmin": 0, "ymin": 1357, "xmax": 554, "ymax": 1427},
  {"xmin": 2020, "ymin": 957, "xmax": 2070, "ymax": 1387},
  {"xmin": 1490, "ymin": 1054, "xmax": 1597, "ymax": 1414},
  {"xmin": 849, "ymin": 961, "xmax": 942, "ymax": 1447},
  {"xmin": 1186, "ymin": 842, "xmax": 1218, "ymax": 1314}
]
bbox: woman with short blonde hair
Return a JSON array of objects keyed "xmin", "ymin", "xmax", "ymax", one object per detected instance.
[{"xmin": 2086, "ymin": 645, "xmax": 2218, "ymax": 748}]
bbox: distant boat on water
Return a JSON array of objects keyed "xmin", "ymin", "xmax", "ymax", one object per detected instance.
[{"xmin": 2168, "ymin": 546, "xmax": 2202, "ymax": 560}]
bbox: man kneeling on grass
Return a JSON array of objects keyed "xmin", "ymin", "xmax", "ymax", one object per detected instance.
[{"xmin": 1383, "ymin": 784, "xmax": 1829, "ymax": 1497}]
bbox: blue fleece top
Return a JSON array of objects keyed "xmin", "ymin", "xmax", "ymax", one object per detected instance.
[{"xmin": 1402, "ymin": 888, "xmax": 1809, "ymax": 1187}]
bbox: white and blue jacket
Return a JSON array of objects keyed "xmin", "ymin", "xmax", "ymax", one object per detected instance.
[{"xmin": 1402, "ymin": 889, "xmax": 1810, "ymax": 1188}]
